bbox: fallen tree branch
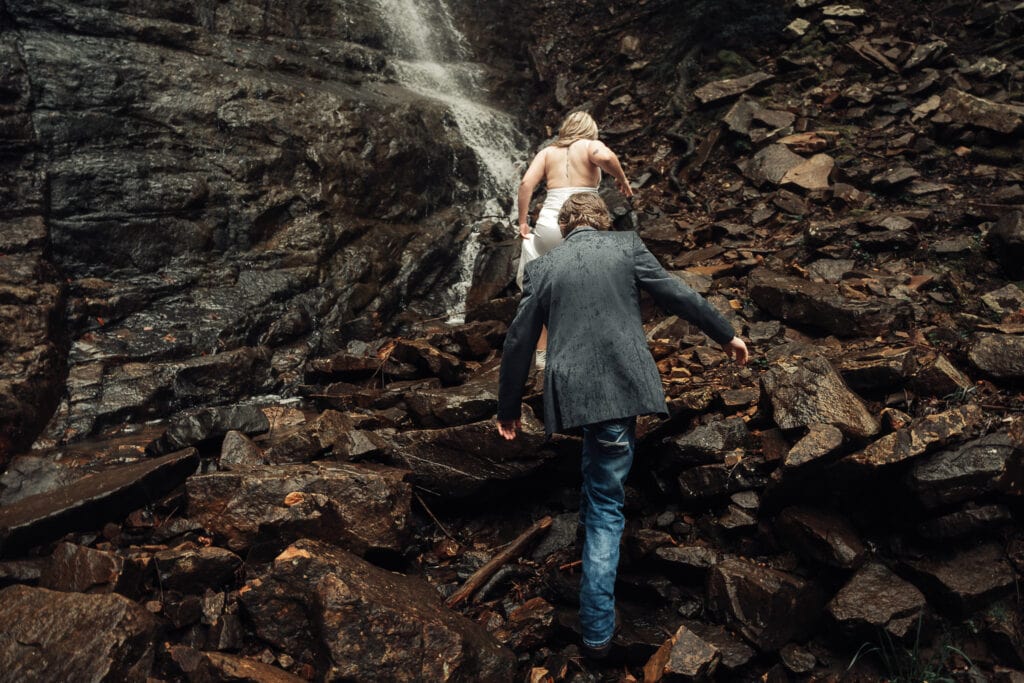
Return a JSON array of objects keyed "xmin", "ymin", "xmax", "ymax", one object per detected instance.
[{"xmin": 445, "ymin": 515, "xmax": 552, "ymax": 609}]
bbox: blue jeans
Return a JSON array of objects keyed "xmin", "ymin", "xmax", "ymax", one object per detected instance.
[{"xmin": 579, "ymin": 416, "xmax": 636, "ymax": 648}]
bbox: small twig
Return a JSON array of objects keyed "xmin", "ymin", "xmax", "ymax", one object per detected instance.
[
  {"xmin": 559, "ymin": 559, "xmax": 582, "ymax": 571},
  {"xmin": 413, "ymin": 491, "xmax": 457, "ymax": 542}
]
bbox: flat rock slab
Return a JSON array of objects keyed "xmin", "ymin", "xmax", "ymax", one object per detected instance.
[
  {"xmin": 969, "ymin": 333, "xmax": 1024, "ymax": 380},
  {"xmin": 661, "ymin": 416, "xmax": 751, "ymax": 467},
  {"xmin": 776, "ymin": 506, "xmax": 866, "ymax": 569},
  {"xmin": 940, "ymin": 87, "xmax": 1024, "ymax": 134},
  {"xmin": 843, "ymin": 404, "xmax": 982, "ymax": 470},
  {"xmin": 169, "ymin": 646, "xmax": 306, "ymax": 683},
  {"xmin": 706, "ymin": 556, "xmax": 823, "ymax": 651},
  {"xmin": 153, "ymin": 544, "xmax": 243, "ymax": 593},
  {"xmin": 827, "ymin": 562, "xmax": 926, "ymax": 640},
  {"xmin": 186, "ymin": 461, "xmax": 411, "ymax": 554},
  {"xmin": 748, "ymin": 267, "xmax": 911, "ymax": 338},
  {"xmin": 240, "ymin": 539, "xmax": 514, "ymax": 682},
  {"xmin": 404, "ymin": 363, "xmax": 501, "ymax": 428},
  {"xmin": 781, "ymin": 153, "xmax": 835, "ymax": 191},
  {"xmin": 908, "ymin": 432, "xmax": 1023, "ymax": 508},
  {"xmin": 643, "ymin": 624, "xmax": 720, "ymax": 680},
  {"xmin": 761, "ymin": 347, "xmax": 879, "ymax": 439},
  {"xmin": 0, "ymin": 448, "xmax": 198, "ymax": 556},
  {"xmin": 695, "ymin": 71, "xmax": 772, "ymax": 104},
  {"xmin": 385, "ymin": 407, "xmax": 561, "ymax": 498},
  {"xmin": 0, "ymin": 584, "xmax": 158, "ymax": 682},
  {"xmin": 905, "ymin": 543, "xmax": 1016, "ymax": 615}
]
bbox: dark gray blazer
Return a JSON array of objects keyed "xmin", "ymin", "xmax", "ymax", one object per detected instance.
[{"xmin": 497, "ymin": 228, "xmax": 736, "ymax": 434}]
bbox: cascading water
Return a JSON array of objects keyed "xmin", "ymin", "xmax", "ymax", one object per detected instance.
[{"xmin": 373, "ymin": 0, "xmax": 527, "ymax": 322}]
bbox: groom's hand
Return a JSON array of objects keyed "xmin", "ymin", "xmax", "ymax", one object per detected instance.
[
  {"xmin": 723, "ymin": 337, "xmax": 749, "ymax": 366},
  {"xmin": 497, "ymin": 419, "xmax": 521, "ymax": 441}
]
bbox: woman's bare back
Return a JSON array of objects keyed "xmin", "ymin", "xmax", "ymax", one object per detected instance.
[{"xmin": 542, "ymin": 140, "xmax": 601, "ymax": 189}]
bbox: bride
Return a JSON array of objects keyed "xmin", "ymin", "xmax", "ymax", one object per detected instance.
[{"xmin": 516, "ymin": 111, "xmax": 633, "ymax": 366}]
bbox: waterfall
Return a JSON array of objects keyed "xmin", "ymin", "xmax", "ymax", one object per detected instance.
[{"xmin": 373, "ymin": 0, "xmax": 526, "ymax": 321}]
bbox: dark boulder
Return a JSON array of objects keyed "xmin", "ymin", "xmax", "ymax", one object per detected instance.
[
  {"xmin": 40, "ymin": 541, "xmax": 144, "ymax": 596},
  {"xmin": 706, "ymin": 556, "xmax": 823, "ymax": 651},
  {"xmin": 0, "ymin": 584, "xmax": 158, "ymax": 682},
  {"xmin": 643, "ymin": 624, "xmax": 721, "ymax": 681},
  {"xmin": 826, "ymin": 562, "xmax": 927, "ymax": 640},
  {"xmin": 240, "ymin": 539, "xmax": 515, "ymax": 682},
  {"xmin": 0, "ymin": 449, "xmax": 198, "ymax": 556},
  {"xmin": 776, "ymin": 506, "xmax": 867, "ymax": 569},
  {"xmin": 904, "ymin": 543, "xmax": 1016, "ymax": 615},
  {"xmin": 146, "ymin": 405, "xmax": 270, "ymax": 456},
  {"xmin": 153, "ymin": 544, "xmax": 243, "ymax": 593},
  {"xmin": 186, "ymin": 461, "xmax": 411, "ymax": 554},
  {"xmin": 908, "ymin": 432, "xmax": 1023, "ymax": 508},
  {"xmin": 969, "ymin": 333, "xmax": 1024, "ymax": 381}
]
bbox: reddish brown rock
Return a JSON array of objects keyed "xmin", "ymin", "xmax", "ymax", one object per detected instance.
[
  {"xmin": 153, "ymin": 544, "xmax": 243, "ymax": 593},
  {"xmin": 826, "ymin": 563, "xmax": 926, "ymax": 640},
  {"xmin": 643, "ymin": 624, "xmax": 720, "ymax": 681},
  {"xmin": 40, "ymin": 541, "xmax": 144, "ymax": 596},
  {"xmin": 905, "ymin": 543, "xmax": 1016, "ymax": 615},
  {"xmin": 706, "ymin": 557, "xmax": 823, "ymax": 651},
  {"xmin": 169, "ymin": 646, "xmax": 306, "ymax": 682},
  {"xmin": 0, "ymin": 584, "xmax": 158, "ymax": 681},
  {"xmin": 186, "ymin": 462, "xmax": 411, "ymax": 554},
  {"xmin": 783, "ymin": 424, "xmax": 844, "ymax": 469},
  {"xmin": 239, "ymin": 539, "xmax": 514, "ymax": 682},
  {"xmin": 776, "ymin": 507, "xmax": 866, "ymax": 569},
  {"xmin": 908, "ymin": 433, "xmax": 1023, "ymax": 508},
  {"xmin": 761, "ymin": 346, "xmax": 879, "ymax": 439},
  {"xmin": 843, "ymin": 404, "xmax": 983, "ymax": 470},
  {"xmin": 939, "ymin": 88, "xmax": 1024, "ymax": 135}
]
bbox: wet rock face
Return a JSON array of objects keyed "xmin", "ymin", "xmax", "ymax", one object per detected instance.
[
  {"xmin": 1, "ymin": 0, "xmax": 492, "ymax": 450},
  {"xmin": 241, "ymin": 539, "xmax": 515, "ymax": 682},
  {"xmin": 0, "ymin": 584, "xmax": 158, "ymax": 682}
]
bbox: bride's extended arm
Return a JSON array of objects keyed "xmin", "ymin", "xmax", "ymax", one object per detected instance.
[
  {"xmin": 589, "ymin": 141, "xmax": 633, "ymax": 198},
  {"xmin": 517, "ymin": 150, "xmax": 547, "ymax": 237}
]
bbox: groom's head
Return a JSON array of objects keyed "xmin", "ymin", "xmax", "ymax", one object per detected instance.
[{"xmin": 558, "ymin": 193, "xmax": 611, "ymax": 237}]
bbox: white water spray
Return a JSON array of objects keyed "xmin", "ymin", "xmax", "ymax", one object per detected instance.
[{"xmin": 374, "ymin": 0, "xmax": 526, "ymax": 321}]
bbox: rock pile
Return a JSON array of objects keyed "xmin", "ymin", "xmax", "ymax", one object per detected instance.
[{"xmin": 0, "ymin": 0, "xmax": 1022, "ymax": 681}]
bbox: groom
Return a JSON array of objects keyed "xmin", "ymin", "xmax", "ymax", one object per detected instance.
[{"xmin": 496, "ymin": 192, "xmax": 748, "ymax": 658}]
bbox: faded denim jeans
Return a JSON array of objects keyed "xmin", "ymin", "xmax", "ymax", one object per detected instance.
[{"xmin": 579, "ymin": 416, "xmax": 636, "ymax": 648}]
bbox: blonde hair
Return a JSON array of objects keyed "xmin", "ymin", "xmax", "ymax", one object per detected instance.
[
  {"xmin": 554, "ymin": 111, "xmax": 598, "ymax": 147},
  {"xmin": 558, "ymin": 193, "xmax": 611, "ymax": 236}
]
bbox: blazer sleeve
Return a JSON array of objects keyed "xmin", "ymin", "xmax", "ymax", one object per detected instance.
[
  {"xmin": 497, "ymin": 266, "xmax": 545, "ymax": 421},
  {"xmin": 632, "ymin": 232, "xmax": 736, "ymax": 345}
]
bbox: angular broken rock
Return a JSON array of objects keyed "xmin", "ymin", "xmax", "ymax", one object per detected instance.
[
  {"xmin": 643, "ymin": 624, "xmax": 720, "ymax": 681},
  {"xmin": 783, "ymin": 424, "xmax": 845, "ymax": 469},
  {"xmin": 739, "ymin": 144, "xmax": 806, "ymax": 186},
  {"xmin": 240, "ymin": 539, "xmax": 514, "ymax": 681},
  {"xmin": 169, "ymin": 646, "xmax": 306, "ymax": 683},
  {"xmin": 146, "ymin": 405, "xmax": 269, "ymax": 456},
  {"xmin": 826, "ymin": 563, "xmax": 926, "ymax": 640},
  {"xmin": 748, "ymin": 268, "xmax": 912, "ymax": 338},
  {"xmin": 781, "ymin": 153, "xmax": 835, "ymax": 191},
  {"xmin": 153, "ymin": 544, "xmax": 243, "ymax": 593},
  {"xmin": 722, "ymin": 96, "xmax": 796, "ymax": 138},
  {"xmin": 988, "ymin": 210, "xmax": 1024, "ymax": 280},
  {"xmin": 678, "ymin": 460, "xmax": 769, "ymax": 500},
  {"xmin": 694, "ymin": 71, "xmax": 772, "ymax": 104},
  {"xmin": 385, "ymin": 407, "xmax": 560, "ymax": 498},
  {"xmin": 661, "ymin": 416, "xmax": 752, "ymax": 467},
  {"xmin": 40, "ymin": 541, "xmax": 144, "ymax": 596},
  {"xmin": 843, "ymin": 404, "xmax": 983, "ymax": 470},
  {"xmin": 939, "ymin": 88, "xmax": 1024, "ymax": 135},
  {"xmin": 776, "ymin": 506, "xmax": 866, "ymax": 569},
  {"xmin": 706, "ymin": 557, "xmax": 823, "ymax": 651},
  {"xmin": 0, "ymin": 449, "xmax": 198, "ymax": 557},
  {"xmin": 908, "ymin": 433, "xmax": 1023, "ymax": 508},
  {"xmin": 309, "ymin": 410, "xmax": 387, "ymax": 461},
  {"xmin": 917, "ymin": 503, "xmax": 1013, "ymax": 540},
  {"xmin": 969, "ymin": 333, "xmax": 1024, "ymax": 380},
  {"xmin": 904, "ymin": 543, "xmax": 1016, "ymax": 614},
  {"xmin": 219, "ymin": 429, "xmax": 266, "ymax": 470},
  {"xmin": 186, "ymin": 461, "xmax": 411, "ymax": 554},
  {"xmin": 912, "ymin": 354, "xmax": 972, "ymax": 397},
  {"xmin": 837, "ymin": 347, "xmax": 915, "ymax": 393},
  {"xmin": 761, "ymin": 346, "xmax": 879, "ymax": 439},
  {"xmin": 404, "ymin": 363, "xmax": 500, "ymax": 428},
  {"xmin": 0, "ymin": 584, "xmax": 158, "ymax": 681}
]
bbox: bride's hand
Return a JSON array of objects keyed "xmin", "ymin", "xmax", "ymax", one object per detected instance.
[{"xmin": 519, "ymin": 223, "xmax": 532, "ymax": 239}]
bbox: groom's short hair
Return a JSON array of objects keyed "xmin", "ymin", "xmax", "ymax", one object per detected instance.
[{"xmin": 558, "ymin": 193, "xmax": 611, "ymax": 237}]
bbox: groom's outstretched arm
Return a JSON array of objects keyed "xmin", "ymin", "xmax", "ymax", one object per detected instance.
[
  {"xmin": 632, "ymin": 232, "xmax": 737, "ymax": 346},
  {"xmin": 497, "ymin": 267, "xmax": 545, "ymax": 434}
]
